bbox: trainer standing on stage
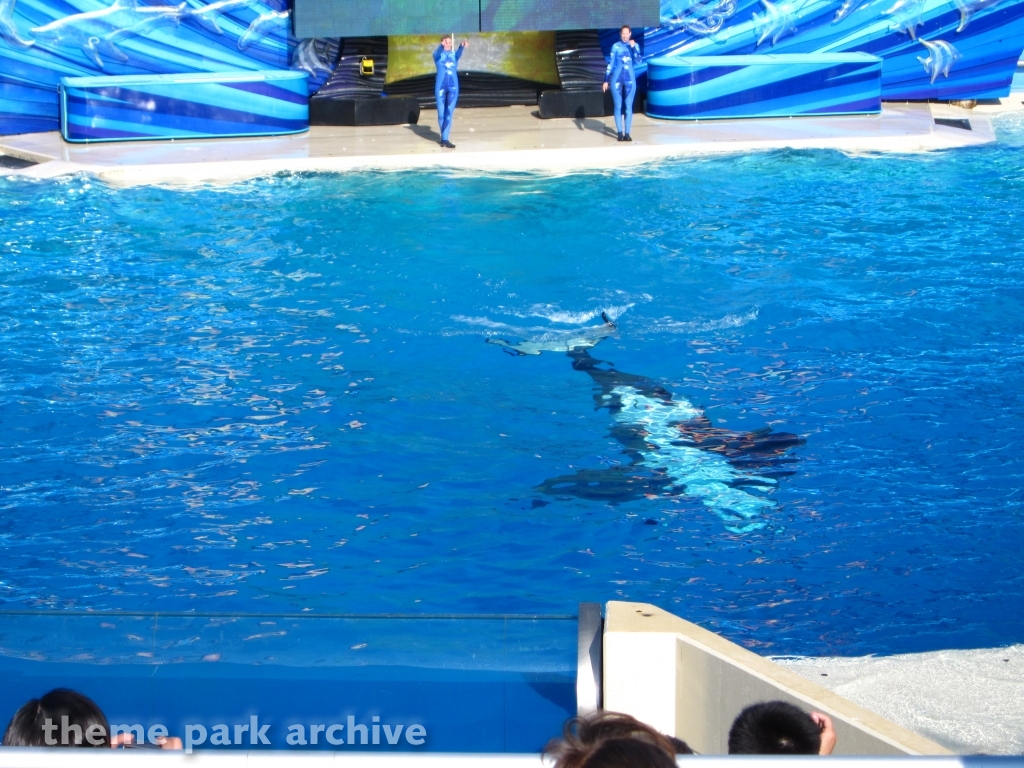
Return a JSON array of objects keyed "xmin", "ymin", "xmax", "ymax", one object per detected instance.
[
  {"xmin": 434, "ymin": 34, "xmax": 468, "ymax": 148},
  {"xmin": 603, "ymin": 25, "xmax": 642, "ymax": 142}
]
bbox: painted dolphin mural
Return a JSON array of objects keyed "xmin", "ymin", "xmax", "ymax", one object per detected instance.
[
  {"xmin": 237, "ymin": 7, "xmax": 288, "ymax": 49},
  {"xmin": 30, "ymin": 0, "xmax": 191, "ymax": 67},
  {"xmin": 661, "ymin": 0, "xmax": 739, "ymax": 35},
  {"xmin": 0, "ymin": 0, "xmax": 33, "ymax": 47},
  {"xmin": 188, "ymin": 0, "xmax": 254, "ymax": 35},
  {"xmin": 489, "ymin": 316, "xmax": 805, "ymax": 533},
  {"xmin": 955, "ymin": 0, "xmax": 1006, "ymax": 30},
  {"xmin": 26, "ymin": 0, "xmax": 275, "ymax": 69},
  {"xmin": 883, "ymin": 0, "xmax": 927, "ymax": 38},
  {"xmin": 832, "ymin": 0, "xmax": 865, "ymax": 25},
  {"xmin": 752, "ymin": 0, "xmax": 801, "ymax": 46}
]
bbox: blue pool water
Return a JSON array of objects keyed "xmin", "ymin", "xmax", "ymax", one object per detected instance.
[{"xmin": 3, "ymin": 114, "xmax": 1024, "ymax": 661}]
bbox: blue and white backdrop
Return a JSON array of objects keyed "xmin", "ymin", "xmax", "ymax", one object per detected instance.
[{"xmin": 1, "ymin": 0, "xmax": 1023, "ymax": 135}]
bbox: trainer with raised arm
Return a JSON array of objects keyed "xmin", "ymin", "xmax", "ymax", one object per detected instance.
[
  {"xmin": 433, "ymin": 34, "xmax": 468, "ymax": 148},
  {"xmin": 603, "ymin": 25, "xmax": 642, "ymax": 142}
]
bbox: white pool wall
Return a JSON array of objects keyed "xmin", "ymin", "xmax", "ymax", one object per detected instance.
[{"xmin": 603, "ymin": 601, "xmax": 950, "ymax": 756}]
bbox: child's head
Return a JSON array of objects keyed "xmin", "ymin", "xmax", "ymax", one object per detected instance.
[
  {"xmin": 2, "ymin": 689, "xmax": 110, "ymax": 747},
  {"xmin": 728, "ymin": 701, "xmax": 822, "ymax": 754},
  {"xmin": 545, "ymin": 710, "xmax": 691, "ymax": 768}
]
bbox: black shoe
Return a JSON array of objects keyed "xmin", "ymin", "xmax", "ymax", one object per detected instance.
[
  {"xmin": 617, "ymin": 132, "xmax": 624, "ymax": 142},
  {"xmin": 625, "ymin": 134, "xmax": 633, "ymax": 142},
  {"xmin": 439, "ymin": 140, "xmax": 445, "ymax": 146},
  {"xmin": 444, "ymin": 140, "xmax": 456, "ymax": 148}
]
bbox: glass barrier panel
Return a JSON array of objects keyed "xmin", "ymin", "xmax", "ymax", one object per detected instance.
[{"xmin": 0, "ymin": 612, "xmax": 578, "ymax": 752}]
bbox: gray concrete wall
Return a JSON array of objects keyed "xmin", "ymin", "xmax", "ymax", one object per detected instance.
[{"xmin": 602, "ymin": 601, "xmax": 952, "ymax": 756}]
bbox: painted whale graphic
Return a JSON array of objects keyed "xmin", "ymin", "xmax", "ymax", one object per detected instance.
[
  {"xmin": 490, "ymin": 316, "xmax": 805, "ymax": 532},
  {"xmin": 0, "ymin": 0, "xmax": 34, "ymax": 47}
]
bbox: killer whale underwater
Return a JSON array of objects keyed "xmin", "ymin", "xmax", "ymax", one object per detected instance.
[{"xmin": 487, "ymin": 313, "xmax": 805, "ymax": 533}]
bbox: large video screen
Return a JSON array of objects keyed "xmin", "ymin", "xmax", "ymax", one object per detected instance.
[
  {"xmin": 386, "ymin": 32, "xmax": 560, "ymax": 85},
  {"xmin": 480, "ymin": 0, "xmax": 659, "ymax": 31},
  {"xmin": 295, "ymin": 0, "xmax": 660, "ymax": 39},
  {"xmin": 295, "ymin": 0, "xmax": 479, "ymax": 41}
]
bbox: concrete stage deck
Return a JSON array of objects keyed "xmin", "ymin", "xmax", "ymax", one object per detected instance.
[{"xmin": 0, "ymin": 101, "xmax": 1008, "ymax": 187}]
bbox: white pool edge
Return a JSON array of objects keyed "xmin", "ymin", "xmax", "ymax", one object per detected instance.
[
  {"xmin": 2, "ymin": 134, "xmax": 986, "ymax": 188},
  {"xmin": 0, "ymin": 103, "xmax": 1002, "ymax": 188}
]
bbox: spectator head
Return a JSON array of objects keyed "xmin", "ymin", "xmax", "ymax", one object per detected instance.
[
  {"xmin": 544, "ymin": 710, "xmax": 692, "ymax": 768},
  {"xmin": 2, "ymin": 689, "xmax": 110, "ymax": 748},
  {"xmin": 728, "ymin": 701, "xmax": 823, "ymax": 755}
]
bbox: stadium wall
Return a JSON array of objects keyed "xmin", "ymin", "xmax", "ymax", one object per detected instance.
[{"xmin": 1, "ymin": 0, "xmax": 1022, "ymax": 136}]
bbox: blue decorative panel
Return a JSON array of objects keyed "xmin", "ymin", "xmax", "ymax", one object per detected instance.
[
  {"xmin": 646, "ymin": 53, "xmax": 882, "ymax": 118},
  {"xmin": 2, "ymin": 0, "xmax": 1024, "ymax": 136},
  {"xmin": 641, "ymin": 0, "xmax": 1024, "ymax": 100},
  {"xmin": 0, "ymin": 0, "xmax": 335, "ymax": 136},
  {"xmin": 59, "ymin": 69, "xmax": 308, "ymax": 141}
]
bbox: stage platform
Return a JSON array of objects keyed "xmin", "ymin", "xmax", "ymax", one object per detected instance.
[{"xmin": 0, "ymin": 101, "xmax": 1011, "ymax": 187}]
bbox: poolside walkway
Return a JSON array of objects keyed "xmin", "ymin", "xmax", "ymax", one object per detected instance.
[
  {"xmin": 0, "ymin": 100, "xmax": 1009, "ymax": 187},
  {"xmin": 779, "ymin": 644, "xmax": 1024, "ymax": 755}
]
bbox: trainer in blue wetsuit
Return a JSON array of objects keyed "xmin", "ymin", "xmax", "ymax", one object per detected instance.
[
  {"xmin": 433, "ymin": 36, "xmax": 467, "ymax": 148},
  {"xmin": 603, "ymin": 25, "xmax": 642, "ymax": 142}
]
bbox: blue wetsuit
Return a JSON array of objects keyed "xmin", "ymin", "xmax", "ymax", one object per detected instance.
[
  {"xmin": 433, "ymin": 43, "xmax": 464, "ymax": 143},
  {"xmin": 605, "ymin": 41, "xmax": 642, "ymax": 136}
]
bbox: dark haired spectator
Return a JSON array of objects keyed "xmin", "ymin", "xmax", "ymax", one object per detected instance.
[
  {"xmin": 728, "ymin": 701, "xmax": 836, "ymax": 755},
  {"xmin": 2, "ymin": 689, "xmax": 181, "ymax": 749},
  {"xmin": 545, "ymin": 710, "xmax": 692, "ymax": 768}
]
